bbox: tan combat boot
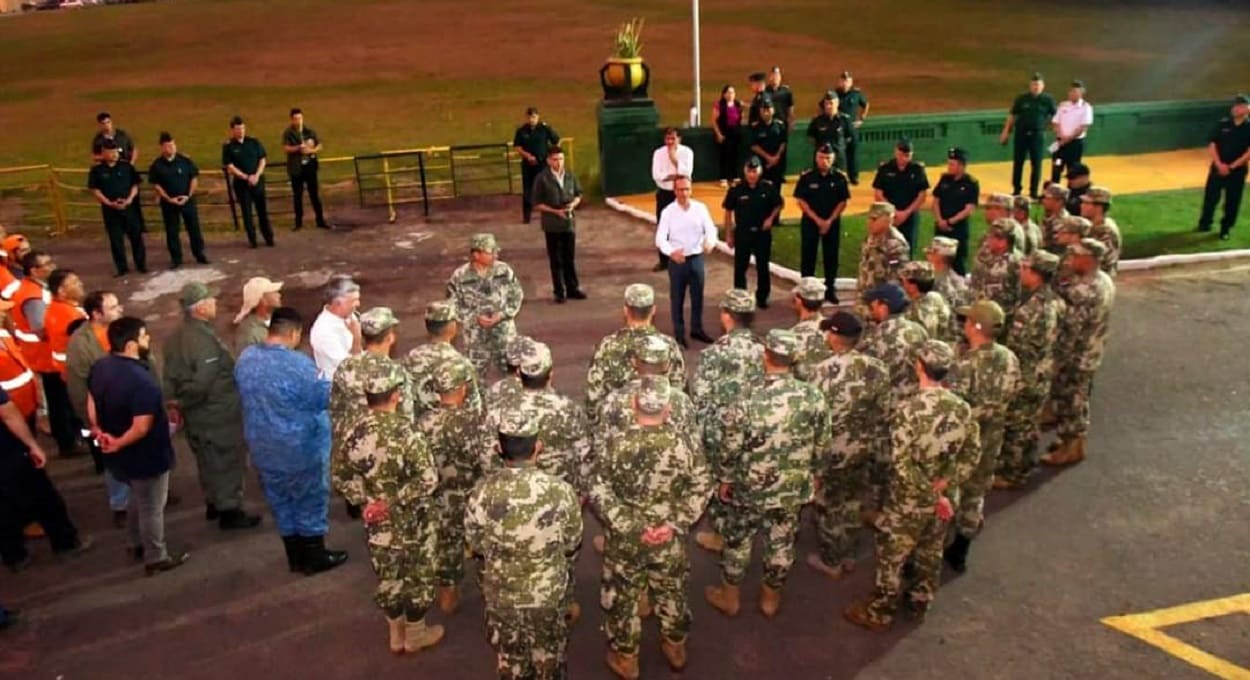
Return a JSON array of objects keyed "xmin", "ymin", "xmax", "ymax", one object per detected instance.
[
  {"xmin": 694, "ymin": 530, "xmax": 724, "ymax": 553},
  {"xmin": 566, "ymin": 601, "xmax": 581, "ymax": 625},
  {"xmin": 704, "ymin": 581, "xmax": 741, "ymax": 617},
  {"xmin": 638, "ymin": 590, "xmax": 653, "ymax": 619},
  {"xmin": 1040, "ymin": 438, "xmax": 1076, "ymax": 466},
  {"xmin": 806, "ymin": 553, "xmax": 851, "ymax": 580},
  {"xmin": 1039, "ymin": 402, "xmax": 1057, "ymax": 430},
  {"xmin": 403, "ymin": 618, "xmax": 445, "ymax": 653},
  {"xmin": 759, "ymin": 584, "xmax": 782, "ymax": 618},
  {"xmin": 437, "ymin": 585, "xmax": 459, "ymax": 614},
  {"xmin": 606, "ymin": 649, "xmax": 640, "ymax": 679},
  {"xmin": 660, "ymin": 637, "xmax": 688, "ymax": 670},
  {"xmin": 1070, "ymin": 436, "xmax": 1088, "ymax": 464},
  {"xmin": 387, "ymin": 616, "xmax": 405, "ymax": 655},
  {"xmin": 843, "ymin": 600, "xmax": 890, "ymax": 633}
]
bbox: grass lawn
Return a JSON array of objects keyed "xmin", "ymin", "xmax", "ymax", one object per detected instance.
[{"xmin": 770, "ymin": 188, "xmax": 1244, "ymax": 279}]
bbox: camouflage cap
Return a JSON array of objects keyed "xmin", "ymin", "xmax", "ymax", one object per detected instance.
[
  {"xmin": 916, "ymin": 339, "xmax": 955, "ymax": 373},
  {"xmin": 867, "ymin": 201, "xmax": 897, "ymax": 220},
  {"xmin": 1058, "ymin": 216, "xmax": 1092, "ymax": 236},
  {"xmin": 425, "ymin": 300, "xmax": 457, "ymax": 322},
  {"xmin": 764, "ymin": 329, "xmax": 799, "ymax": 358},
  {"xmin": 362, "ymin": 362, "xmax": 406, "ymax": 396},
  {"xmin": 899, "ymin": 261, "xmax": 935, "ymax": 284},
  {"xmin": 496, "ymin": 409, "xmax": 539, "ymax": 438},
  {"xmin": 1043, "ymin": 184, "xmax": 1070, "ymax": 200},
  {"xmin": 1081, "ymin": 185, "xmax": 1112, "ymax": 205},
  {"xmin": 518, "ymin": 340, "xmax": 553, "ymax": 377},
  {"xmin": 1012, "ymin": 195, "xmax": 1032, "ymax": 211},
  {"xmin": 926, "ymin": 236, "xmax": 959, "ymax": 257},
  {"xmin": 633, "ymin": 334, "xmax": 671, "ymax": 366},
  {"xmin": 1023, "ymin": 250, "xmax": 1061, "ymax": 274},
  {"xmin": 504, "ymin": 334, "xmax": 535, "ymax": 367},
  {"xmin": 720, "ymin": 288, "xmax": 756, "ymax": 313},
  {"xmin": 988, "ymin": 218, "xmax": 1018, "ymax": 239},
  {"xmin": 1235, "ymin": 93, "xmax": 1250, "ymax": 106},
  {"xmin": 634, "ymin": 375, "xmax": 672, "ymax": 415},
  {"xmin": 794, "ymin": 276, "xmax": 826, "ymax": 302},
  {"xmin": 956, "ymin": 299, "xmax": 1006, "ymax": 331},
  {"xmin": 432, "ymin": 361, "xmax": 474, "ymax": 394},
  {"xmin": 470, "ymin": 232, "xmax": 499, "ymax": 253},
  {"xmin": 624, "ymin": 283, "xmax": 655, "ymax": 307},
  {"xmin": 180, "ymin": 281, "xmax": 218, "ymax": 309},
  {"xmin": 359, "ymin": 306, "xmax": 399, "ymax": 336},
  {"xmin": 984, "ymin": 193, "xmax": 1014, "ymax": 209},
  {"xmin": 1070, "ymin": 238, "xmax": 1107, "ymax": 259}
]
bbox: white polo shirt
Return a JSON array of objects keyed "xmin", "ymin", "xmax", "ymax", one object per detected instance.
[
  {"xmin": 1053, "ymin": 100, "xmax": 1094, "ymax": 140},
  {"xmin": 651, "ymin": 144, "xmax": 694, "ymax": 192},
  {"xmin": 309, "ymin": 307, "xmax": 354, "ymax": 380},
  {"xmin": 656, "ymin": 199, "xmax": 719, "ymax": 256}
]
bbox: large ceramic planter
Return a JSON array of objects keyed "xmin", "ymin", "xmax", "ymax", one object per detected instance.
[{"xmin": 600, "ymin": 57, "xmax": 651, "ymax": 103}]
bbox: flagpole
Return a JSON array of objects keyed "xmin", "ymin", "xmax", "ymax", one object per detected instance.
[{"xmin": 692, "ymin": 0, "xmax": 702, "ymax": 126}]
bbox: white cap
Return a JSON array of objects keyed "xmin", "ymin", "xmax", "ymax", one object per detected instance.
[{"xmin": 233, "ymin": 277, "xmax": 283, "ymax": 324}]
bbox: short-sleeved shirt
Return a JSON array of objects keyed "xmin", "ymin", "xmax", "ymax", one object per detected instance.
[
  {"xmin": 722, "ymin": 179, "xmax": 784, "ymax": 230},
  {"xmin": 873, "ymin": 160, "xmax": 930, "ymax": 209},
  {"xmin": 793, "ymin": 168, "xmax": 850, "ymax": 225},
  {"xmin": 282, "ymin": 125, "xmax": 320, "ymax": 176},
  {"xmin": 835, "ymin": 88, "xmax": 869, "ymax": 139},
  {"xmin": 222, "ymin": 136, "xmax": 267, "ymax": 176},
  {"xmin": 1010, "ymin": 92, "xmax": 1058, "ymax": 133},
  {"xmin": 513, "ymin": 123, "xmax": 559, "ymax": 163},
  {"xmin": 807, "ymin": 114, "xmax": 849, "ymax": 150},
  {"xmin": 765, "ymin": 84, "xmax": 795, "ymax": 125},
  {"xmin": 91, "ymin": 129, "xmax": 136, "ymax": 163},
  {"xmin": 148, "ymin": 153, "xmax": 199, "ymax": 199},
  {"xmin": 87, "ymin": 161, "xmax": 141, "ymax": 201},
  {"xmin": 1210, "ymin": 116, "xmax": 1250, "ymax": 165},
  {"xmin": 750, "ymin": 120, "xmax": 786, "ymax": 156},
  {"xmin": 88, "ymin": 355, "xmax": 173, "ymax": 480},
  {"xmin": 0, "ymin": 386, "xmax": 22, "ymax": 457},
  {"xmin": 933, "ymin": 173, "xmax": 981, "ymax": 223}
]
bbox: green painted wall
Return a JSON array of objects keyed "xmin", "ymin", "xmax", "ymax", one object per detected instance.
[{"xmin": 598, "ymin": 99, "xmax": 1229, "ymax": 196}]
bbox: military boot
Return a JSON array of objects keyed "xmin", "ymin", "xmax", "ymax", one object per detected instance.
[
  {"xmin": 759, "ymin": 584, "xmax": 782, "ymax": 618},
  {"xmin": 438, "ymin": 586, "xmax": 460, "ymax": 614},
  {"xmin": 387, "ymin": 617, "xmax": 406, "ymax": 655},
  {"xmin": 299, "ymin": 536, "xmax": 348, "ymax": 575},
  {"xmin": 403, "ymin": 618, "xmax": 445, "ymax": 653},
  {"xmin": 1040, "ymin": 438, "xmax": 1077, "ymax": 466},
  {"xmin": 660, "ymin": 637, "xmax": 688, "ymax": 671},
  {"xmin": 943, "ymin": 534, "xmax": 972, "ymax": 573},
  {"xmin": 843, "ymin": 600, "xmax": 890, "ymax": 633},
  {"xmin": 280, "ymin": 535, "xmax": 300, "ymax": 573},
  {"xmin": 704, "ymin": 581, "xmax": 741, "ymax": 617},
  {"xmin": 694, "ymin": 530, "xmax": 724, "ymax": 553},
  {"xmin": 1071, "ymin": 436, "xmax": 1088, "ymax": 463},
  {"xmin": 605, "ymin": 649, "xmax": 640, "ymax": 680},
  {"xmin": 566, "ymin": 601, "xmax": 581, "ymax": 625}
]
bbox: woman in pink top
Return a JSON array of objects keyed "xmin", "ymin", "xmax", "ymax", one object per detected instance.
[{"xmin": 712, "ymin": 85, "xmax": 744, "ymax": 187}]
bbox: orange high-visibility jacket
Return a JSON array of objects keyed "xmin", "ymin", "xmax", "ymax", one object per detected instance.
[
  {"xmin": 45, "ymin": 301, "xmax": 86, "ymax": 381},
  {"xmin": 0, "ymin": 329, "xmax": 39, "ymax": 418},
  {"xmin": 10, "ymin": 279, "xmax": 54, "ymax": 373}
]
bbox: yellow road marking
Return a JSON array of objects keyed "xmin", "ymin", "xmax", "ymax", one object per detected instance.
[{"xmin": 1102, "ymin": 593, "xmax": 1250, "ymax": 679}]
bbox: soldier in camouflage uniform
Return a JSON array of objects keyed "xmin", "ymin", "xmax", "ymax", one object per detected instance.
[
  {"xmin": 691, "ymin": 289, "xmax": 764, "ymax": 554},
  {"xmin": 1040, "ymin": 183, "xmax": 1071, "ymax": 254},
  {"xmin": 705, "ymin": 330, "xmax": 830, "ymax": 619},
  {"xmin": 591, "ymin": 376, "xmax": 711, "ymax": 678},
  {"xmin": 807, "ymin": 312, "xmax": 888, "ymax": 578},
  {"xmin": 858, "ymin": 283, "xmax": 928, "ymax": 403},
  {"xmin": 845, "ymin": 340, "xmax": 980, "ymax": 631},
  {"xmin": 1012, "ymin": 195, "xmax": 1043, "ymax": 256},
  {"xmin": 944, "ymin": 301, "xmax": 1020, "ymax": 573},
  {"xmin": 484, "ymin": 334, "xmax": 533, "ymax": 410},
  {"xmin": 900, "ymin": 261, "xmax": 953, "ymax": 342},
  {"xmin": 466, "ymin": 411, "xmax": 583, "ymax": 680},
  {"xmin": 789, "ymin": 277, "xmax": 831, "ymax": 381},
  {"xmin": 335, "ymin": 363, "xmax": 443, "ymax": 655},
  {"xmin": 925, "ymin": 236, "xmax": 970, "ymax": 312},
  {"xmin": 997, "ymin": 252, "xmax": 1065, "ymax": 488},
  {"xmin": 446, "ymin": 233, "xmax": 525, "ymax": 378},
  {"xmin": 416, "ymin": 361, "xmax": 495, "ymax": 615},
  {"xmin": 969, "ymin": 218, "xmax": 1022, "ymax": 319},
  {"xmin": 976, "ymin": 193, "xmax": 1026, "ymax": 257},
  {"xmin": 857, "ymin": 201, "xmax": 910, "ymax": 293},
  {"xmin": 585, "ymin": 283, "xmax": 685, "ymax": 415},
  {"xmin": 1079, "ymin": 186, "xmax": 1121, "ymax": 276},
  {"xmin": 402, "ymin": 300, "xmax": 483, "ymax": 419},
  {"xmin": 1042, "ymin": 238, "xmax": 1115, "ymax": 467}
]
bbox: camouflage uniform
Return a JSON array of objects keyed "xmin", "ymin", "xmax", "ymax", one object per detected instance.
[
  {"xmin": 969, "ymin": 218, "xmax": 1022, "ymax": 318},
  {"xmin": 864, "ymin": 342, "xmax": 980, "ymax": 626},
  {"xmin": 466, "ymin": 413, "xmax": 583, "ymax": 680},
  {"xmin": 858, "ymin": 313, "xmax": 928, "ymax": 402},
  {"xmin": 1053, "ymin": 240, "xmax": 1116, "ymax": 441},
  {"xmin": 975, "ymin": 196, "xmax": 1026, "ymax": 257},
  {"xmin": 1040, "ymin": 183, "xmax": 1072, "ymax": 254},
  {"xmin": 446, "ymin": 233, "xmax": 525, "ymax": 378},
  {"xmin": 947, "ymin": 302, "xmax": 1021, "ymax": 537},
  {"xmin": 483, "ymin": 335, "xmax": 533, "ymax": 410},
  {"xmin": 901, "ymin": 262, "xmax": 953, "ymax": 342},
  {"xmin": 585, "ymin": 283, "xmax": 686, "ymax": 415},
  {"xmin": 790, "ymin": 277, "xmax": 831, "ymax": 382},
  {"xmin": 335, "ymin": 365, "xmax": 439, "ymax": 618},
  {"xmin": 402, "ymin": 301, "xmax": 483, "ymax": 420},
  {"xmin": 591, "ymin": 377, "xmax": 712, "ymax": 655},
  {"xmin": 857, "ymin": 202, "xmax": 910, "ymax": 292},
  {"xmin": 713, "ymin": 331, "xmax": 831, "ymax": 589},
  {"xmin": 925, "ymin": 237, "xmax": 969, "ymax": 340},
  {"xmin": 1082, "ymin": 187, "xmax": 1121, "ymax": 276}
]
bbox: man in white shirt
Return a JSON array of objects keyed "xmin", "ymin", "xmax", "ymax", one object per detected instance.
[
  {"xmin": 656, "ymin": 176, "xmax": 718, "ymax": 348},
  {"xmin": 309, "ymin": 275, "xmax": 361, "ymax": 380},
  {"xmin": 651, "ymin": 128, "xmax": 695, "ymax": 272},
  {"xmin": 1051, "ymin": 80, "xmax": 1094, "ymax": 184}
]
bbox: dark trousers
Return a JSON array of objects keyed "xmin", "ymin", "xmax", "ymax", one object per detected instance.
[
  {"xmin": 763, "ymin": 161, "xmax": 785, "ymax": 186},
  {"xmin": 667, "ymin": 254, "xmax": 706, "ymax": 338},
  {"xmin": 40, "ymin": 373, "xmax": 79, "ymax": 456},
  {"xmin": 800, "ymin": 219, "xmax": 841, "ymax": 293},
  {"xmin": 1012, "ymin": 130, "xmax": 1045, "ymax": 198},
  {"xmin": 655, "ymin": 189, "xmax": 676, "ymax": 267},
  {"xmin": 845, "ymin": 137, "xmax": 860, "ymax": 183},
  {"xmin": 159, "ymin": 199, "xmax": 206, "ymax": 265},
  {"xmin": 733, "ymin": 227, "xmax": 772, "ymax": 305},
  {"xmin": 717, "ymin": 129, "xmax": 741, "ymax": 181},
  {"xmin": 938, "ymin": 220, "xmax": 971, "ymax": 275},
  {"xmin": 102, "ymin": 205, "xmax": 146, "ymax": 274},
  {"xmin": 0, "ymin": 446, "xmax": 80, "ymax": 566},
  {"xmin": 290, "ymin": 162, "xmax": 326, "ymax": 229},
  {"xmin": 1198, "ymin": 165, "xmax": 1247, "ymax": 234},
  {"xmin": 232, "ymin": 179, "xmax": 273, "ymax": 247},
  {"xmin": 131, "ymin": 202, "xmax": 148, "ymax": 234},
  {"xmin": 897, "ymin": 212, "xmax": 920, "ymax": 259},
  {"xmin": 543, "ymin": 231, "xmax": 580, "ymax": 298},
  {"xmin": 521, "ymin": 163, "xmax": 542, "ymax": 223},
  {"xmin": 1050, "ymin": 138, "xmax": 1085, "ymax": 184}
]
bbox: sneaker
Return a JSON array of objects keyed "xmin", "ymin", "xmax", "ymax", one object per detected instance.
[
  {"xmin": 145, "ymin": 551, "xmax": 190, "ymax": 576},
  {"xmin": 55, "ymin": 536, "xmax": 96, "ymax": 562}
]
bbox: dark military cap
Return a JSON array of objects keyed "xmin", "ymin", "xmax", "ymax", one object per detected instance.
[
  {"xmin": 840, "ymin": 71, "xmax": 853, "ymax": 79},
  {"xmin": 749, "ymin": 72, "xmax": 767, "ymax": 82},
  {"xmin": 947, "ymin": 147, "xmax": 968, "ymax": 162},
  {"xmin": 745, "ymin": 155, "xmax": 763, "ymax": 169},
  {"xmin": 1235, "ymin": 94, "xmax": 1250, "ymax": 105},
  {"xmin": 896, "ymin": 137, "xmax": 913, "ymax": 152},
  {"xmin": 1065, "ymin": 162, "xmax": 1090, "ymax": 178},
  {"xmin": 1031, "ymin": 72, "xmax": 1044, "ymax": 81},
  {"xmin": 819, "ymin": 310, "xmax": 863, "ymax": 337},
  {"xmin": 1071, "ymin": 79, "xmax": 1086, "ymax": 90},
  {"xmin": 816, "ymin": 143, "xmax": 835, "ymax": 155},
  {"xmin": 100, "ymin": 138, "xmax": 119, "ymax": 150},
  {"xmin": 158, "ymin": 131, "xmax": 173, "ymax": 144},
  {"xmin": 759, "ymin": 96, "xmax": 775, "ymax": 110},
  {"xmin": 525, "ymin": 106, "xmax": 539, "ymax": 116}
]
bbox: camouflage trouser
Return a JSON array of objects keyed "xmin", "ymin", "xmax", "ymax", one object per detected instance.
[
  {"xmin": 721, "ymin": 505, "xmax": 801, "ymax": 588},
  {"xmin": 955, "ymin": 417, "xmax": 1003, "ymax": 538},
  {"xmin": 1053, "ymin": 369, "xmax": 1095, "ymax": 439},
  {"xmin": 437, "ymin": 486, "xmax": 471, "ymax": 586},
  {"xmin": 814, "ymin": 458, "xmax": 872, "ymax": 567},
  {"xmin": 704, "ymin": 495, "xmax": 730, "ymax": 536},
  {"xmin": 998, "ymin": 385, "xmax": 1050, "ymax": 483},
  {"xmin": 601, "ymin": 535, "xmax": 691, "ymax": 655},
  {"xmin": 484, "ymin": 605, "xmax": 569, "ymax": 680},
  {"xmin": 463, "ymin": 321, "xmax": 515, "ymax": 381},
  {"xmin": 368, "ymin": 539, "xmax": 436, "ymax": 618},
  {"xmin": 865, "ymin": 510, "xmax": 948, "ymax": 625},
  {"xmin": 867, "ymin": 447, "xmax": 894, "ymax": 512}
]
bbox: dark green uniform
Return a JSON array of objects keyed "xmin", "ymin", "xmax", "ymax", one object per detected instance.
[
  {"xmin": 806, "ymin": 113, "xmax": 850, "ymax": 171},
  {"xmin": 87, "ymin": 160, "xmax": 146, "ymax": 275},
  {"xmin": 1008, "ymin": 92, "xmax": 1057, "ymax": 198},
  {"xmin": 750, "ymin": 120, "xmax": 788, "ymax": 185},
  {"xmin": 1198, "ymin": 116, "xmax": 1250, "ymax": 237},
  {"xmin": 871, "ymin": 158, "xmax": 930, "ymax": 256},
  {"xmin": 793, "ymin": 167, "xmax": 850, "ymax": 295},
  {"xmin": 222, "ymin": 136, "xmax": 273, "ymax": 247},
  {"xmin": 513, "ymin": 122, "xmax": 560, "ymax": 223},
  {"xmin": 282, "ymin": 125, "xmax": 327, "ymax": 230},
  {"xmin": 723, "ymin": 178, "xmax": 784, "ymax": 306},
  {"xmin": 932, "ymin": 172, "xmax": 981, "ymax": 275},
  {"xmin": 835, "ymin": 87, "xmax": 869, "ymax": 183},
  {"xmin": 148, "ymin": 153, "xmax": 206, "ymax": 266},
  {"xmin": 766, "ymin": 84, "xmax": 795, "ymax": 176},
  {"xmin": 91, "ymin": 129, "xmax": 147, "ymax": 234}
]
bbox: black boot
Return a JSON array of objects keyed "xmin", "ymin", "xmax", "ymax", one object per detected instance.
[
  {"xmin": 944, "ymin": 534, "xmax": 972, "ymax": 573},
  {"xmin": 299, "ymin": 535, "xmax": 348, "ymax": 575},
  {"xmin": 218, "ymin": 509, "xmax": 262, "ymax": 531},
  {"xmin": 205, "ymin": 503, "xmax": 219, "ymax": 521},
  {"xmin": 345, "ymin": 500, "xmax": 362, "ymax": 520},
  {"xmin": 280, "ymin": 535, "xmax": 301, "ymax": 573}
]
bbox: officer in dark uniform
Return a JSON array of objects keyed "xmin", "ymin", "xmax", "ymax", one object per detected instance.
[
  {"xmin": 871, "ymin": 138, "xmax": 930, "ymax": 258},
  {"xmin": 221, "ymin": 116, "xmax": 274, "ymax": 249},
  {"xmin": 282, "ymin": 108, "xmax": 330, "ymax": 231},
  {"xmin": 723, "ymin": 156, "xmax": 784, "ymax": 308},
  {"xmin": 148, "ymin": 132, "xmax": 208, "ymax": 268},
  {"xmin": 91, "ymin": 112, "xmax": 147, "ymax": 235},
  {"xmin": 999, "ymin": 73, "xmax": 1057, "ymax": 199},
  {"xmin": 806, "ymin": 92, "xmax": 850, "ymax": 170},
  {"xmin": 1064, "ymin": 162, "xmax": 1091, "ymax": 216},
  {"xmin": 794, "ymin": 143, "xmax": 850, "ymax": 304},
  {"xmin": 87, "ymin": 139, "xmax": 147, "ymax": 276},
  {"xmin": 931, "ymin": 147, "xmax": 980, "ymax": 275},
  {"xmin": 513, "ymin": 107, "xmax": 560, "ymax": 224},
  {"xmin": 1197, "ymin": 94, "xmax": 1250, "ymax": 240},
  {"xmin": 834, "ymin": 71, "xmax": 869, "ymax": 185},
  {"xmin": 765, "ymin": 66, "xmax": 794, "ymax": 177},
  {"xmin": 750, "ymin": 99, "xmax": 788, "ymax": 186},
  {"xmin": 747, "ymin": 72, "xmax": 768, "ymax": 126}
]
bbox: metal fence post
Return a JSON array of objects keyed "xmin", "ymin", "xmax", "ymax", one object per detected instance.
[
  {"xmin": 417, "ymin": 152, "xmax": 430, "ymax": 218},
  {"xmin": 223, "ymin": 169, "xmax": 240, "ymax": 231},
  {"xmin": 382, "ymin": 156, "xmax": 397, "ymax": 223}
]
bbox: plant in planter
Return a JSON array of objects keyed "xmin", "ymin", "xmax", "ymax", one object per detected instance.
[{"xmin": 600, "ymin": 17, "xmax": 651, "ymax": 103}]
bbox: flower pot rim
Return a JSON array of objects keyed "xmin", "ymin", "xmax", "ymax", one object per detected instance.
[{"xmin": 605, "ymin": 56, "xmax": 645, "ymax": 64}]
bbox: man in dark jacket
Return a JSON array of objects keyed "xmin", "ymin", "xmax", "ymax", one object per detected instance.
[{"xmin": 530, "ymin": 146, "xmax": 585, "ymax": 303}]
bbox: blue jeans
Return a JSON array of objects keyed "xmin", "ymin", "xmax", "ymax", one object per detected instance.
[
  {"xmin": 105, "ymin": 468, "xmax": 131, "ymax": 511},
  {"xmin": 256, "ymin": 461, "xmax": 330, "ymax": 536},
  {"xmin": 667, "ymin": 254, "xmax": 706, "ymax": 338}
]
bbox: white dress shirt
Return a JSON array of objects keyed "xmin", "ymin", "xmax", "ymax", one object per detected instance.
[
  {"xmin": 656, "ymin": 199, "xmax": 719, "ymax": 256},
  {"xmin": 652, "ymin": 144, "xmax": 694, "ymax": 191},
  {"xmin": 1053, "ymin": 100, "xmax": 1094, "ymax": 139},
  {"xmin": 309, "ymin": 307, "xmax": 354, "ymax": 380}
]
